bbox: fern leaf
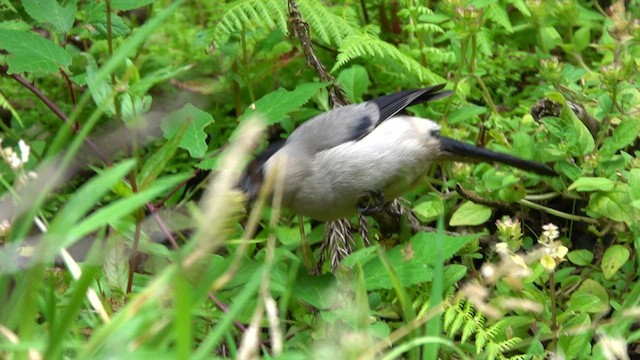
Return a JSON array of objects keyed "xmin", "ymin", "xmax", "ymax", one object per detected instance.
[
  {"xmin": 443, "ymin": 303, "xmax": 458, "ymax": 330},
  {"xmin": 475, "ymin": 330, "xmax": 488, "ymax": 353},
  {"xmin": 213, "ymin": 0, "xmax": 286, "ymax": 46},
  {"xmin": 476, "ymin": 28, "xmax": 493, "ymax": 56},
  {"xmin": 486, "ymin": 3, "xmax": 513, "ymax": 33},
  {"xmin": 334, "ymin": 35, "xmax": 443, "ymax": 83},
  {"xmin": 298, "ymin": 0, "xmax": 358, "ymax": 45},
  {"xmin": 485, "ymin": 319, "xmax": 506, "ymax": 339},
  {"xmin": 507, "ymin": 0, "xmax": 531, "ymax": 17},
  {"xmin": 461, "ymin": 318, "xmax": 477, "ymax": 344},
  {"xmin": 497, "ymin": 337, "xmax": 522, "ymax": 353}
]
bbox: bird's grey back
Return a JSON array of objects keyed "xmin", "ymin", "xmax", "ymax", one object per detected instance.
[{"xmin": 287, "ymin": 84, "xmax": 452, "ymax": 154}]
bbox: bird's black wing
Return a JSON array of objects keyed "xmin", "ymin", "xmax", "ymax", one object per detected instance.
[{"xmin": 288, "ymin": 84, "xmax": 452, "ymax": 153}]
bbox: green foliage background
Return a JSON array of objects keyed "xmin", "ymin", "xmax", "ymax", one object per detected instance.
[{"xmin": 0, "ymin": 0, "xmax": 639, "ymax": 358}]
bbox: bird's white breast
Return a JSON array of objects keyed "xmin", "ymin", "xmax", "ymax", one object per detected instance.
[{"xmin": 284, "ymin": 116, "xmax": 442, "ymax": 221}]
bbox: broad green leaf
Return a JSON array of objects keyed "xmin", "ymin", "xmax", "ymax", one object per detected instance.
[
  {"xmin": 567, "ymin": 249, "xmax": 593, "ymax": 266},
  {"xmin": 0, "ymin": 29, "xmax": 71, "ymax": 74},
  {"xmin": 574, "ymin": 26, "xmax": 591, "ymax": 51},
  {"xmin": 498, "ymin": 183, "xmax": 526, "ymax": 203},
  {"xmin": 238, "ymin": 82, "xmax": 327, "ymax": 126},
  {"xmin": 575, "ymin": 279, "xmax": 609, "ymax": 310},
  {"xmin": 66, "ymin": 173, "xmax": 191, "ymax": 244},
  {"xmin": 558, "ymin": 92, "xmax": 595, "ymax": 155},
  {"xmin": 567, "ymin": 293, "xmax": 604, "ymax": 313},
  {"xmin": 361, "ymin": 232, "xmax": 478, "ymax": 290},
  {"xmin": 336, "ymin": 65, "xmax": 369, "ymax": 103},
  {"xmin": 84, "ymin": 54, "xmax": 115, "ymax": 114},
  {"xmin": 568, "ymin": 177, "xmax": 615, "ymax": 192},
  {"xmin": 293, "ymin": 271, "xmax": 338, "ymax": 309},
  {"xmin": 447, "ymin": 104, "xmax": 487, "ymax": 124},
  {"xmin": 558, "ymin": 314, "xmax": 592, "ymax": 359},
  {"xmin": 161, "ymin": 104, "xmax": 215, "ymax": 158},
  {"xmin": 540, "ymin": 26, "xmax": 562, "ymax": 50},
  {"xmin": 48, "ymin": 160, "xmax": 137, "ymax": 234},
  {"xmin": 23, "ymin": 0, "xmax": 76, "ymax": 33},
  {"xmin": 628, "ymin": 169, "xmax": 640, "ymax": 203},
  {"xmin": 104, "ymin": 241, "xmax": 129, "ymax": 293},
  {"xmin": 342, "ymin": 245, "xmax": 379, "ymax": 268},
  {"xmin": 139, "ymin": 121, "xmax": 190, "ymax": 189},
  {"xmin": 119, "ymin": 92, "xmax": 152, "ymax": 125},
  {"xmin": 273, "ymin": 224, "xmax": 310, "ymax": 246},
  {"xmin": 600, "ymin": 118, "xmax": 640, "ymax": 158},
  {"xmin": 443, "ymin": 264, "xmax": 467, "ymax": 289},
  {"xmin": 413, "ymin": 195, "xmax": 444, "ymax": 222},
  {"xmin": 588, "ymin": 184, "xmax": 632, "ymax": 224},
  {"xmin": 601, "ymin": 245, "xmax": 630, "ymax": 279},
  {"xmin": 86, "ymin": 2, "xmax": 131, "ymax": 38},
  {"xmin": 449, "ymin": 202, "xmax": 492, "ymax": 226}
]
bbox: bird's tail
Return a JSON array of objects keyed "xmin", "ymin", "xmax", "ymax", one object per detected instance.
[{"xmin": 435, "ymin": 134, "xmax": 556, "ymax": 176}]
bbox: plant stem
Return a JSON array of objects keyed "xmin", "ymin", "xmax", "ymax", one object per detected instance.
[{"xmin": 519, "ymin": 199, "xmax": 599, "ymax": 224}]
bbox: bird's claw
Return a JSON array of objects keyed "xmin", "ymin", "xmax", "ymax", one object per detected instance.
[{"xmin": 357, "ymin": 190, "xmax": 385, "ymax": 215}]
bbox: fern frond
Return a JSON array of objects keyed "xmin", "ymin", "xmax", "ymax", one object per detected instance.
[
  {"xmin": 485, "ymin": 319, "xmax": 506, "ymax": 339},
  {"xmin": 334, "ymin": 35, "xmax": 443, "ymax": 83},
  {"xmin": 298, "ymin": 0, "xmax": 359, "ymax": 45},
  {"xmin": 476, "ymin": 28, "xmax": 493, "ymax": 56},
  {"xmin": 507, "ymin": 0, "xmax": 531, "ymax": 17},
  {"xmin": 213, "ymin": 0, "xmax": 287, "ymax": 45},
  {"xmin": 485, "ymin": 3, "xmax": 513, "ymax": 33}
]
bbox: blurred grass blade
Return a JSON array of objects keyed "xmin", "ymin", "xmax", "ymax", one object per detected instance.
[
  {"xmin": 48, "ymin": 160, "xmax": 136, "ymax": 234},
  {"xmin": 193, "ymin": 264, "xmax": 265, "ymax": 360},
  {"xmin": 65, "ymin": 173, "xmax": 190, "ymax": 244}
]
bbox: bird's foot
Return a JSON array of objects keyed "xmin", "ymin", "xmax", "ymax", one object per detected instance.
[{"xmin": 357, "ymin": 190, "xmax": 385, "ymax": 215}]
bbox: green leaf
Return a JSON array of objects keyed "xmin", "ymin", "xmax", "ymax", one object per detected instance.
[
  {"xmin": 0, "ymin": 29, "xmax": 71, "ymax": 74},
  {"xmin": 543, "ymin": 92, "xmax": 595, "ymax": 157},
  {"xmin": 447, "ymin": 104, "xmax": 487, "ymax": 125},
  {"xmin": 574, "ymin": 26, "xmax": 591, "ymax": 51},
  {"xmin": 539, "ymin": 26, "xmax": 562, "ymax": 50},
  {"xmin": 361, "ymin": 232, "xmax": 478, "ymax": 290},
  {"xmin": 139, "ymin": 121, "xmax": 189, "ymax": 190},
  {"xmin": 273, "ymin": 224, "xmax": 310, "ymax": 246},
  {"xmin": 588, "ymin": 184, "xmax": 632, "ymax": 224},
  {"xmin": 161, "ymin": 104, "xmax": 214, "ymax": 158},
  {"xmin": 238, "ymin": 83, "xmax": 327, "ymax": 126},
  {"xmin": 336, "ymin": 65, "xmax": 369, "ymax": 103},
  {"xmin": 111, "ymin": 0, "xmax": 155, "ymax": 11},
  {"xmin": 567, "ymin": 293, "xmax": 604, "ymax": 313},
  {"xmin": 23, "ymin": 0, "xmax": 76, "ymax": 33},
  {"xmin": 600, "ymin": 118, "xmax": 640, "ymax": 158},
  {"xmin": 601, "ymin": 245, "xmax": 630, "ymax": 279},
  {"xmin": 66, "ymin": 173, "xmax": 191, "ymax": 244},
  {"xmin": 293, "ymin": 270, "xmax": 338, "ymax": 309},
  {"xmin": 558, "ymin": 314, "xmax": 592, "ymax": 359},
  {"xmin": 48, "ymin": 160, "xmax": 137, "ymax": 234},
  {"xmin": 486, "ymin": 3, "xmax": 513, "ymax": 32},
  {"xmin": 574, "ymin": 279, "xmax": 609, "ymax": 312},
  {"xmin": 413, "ymin": 194, "xmax": 444, "ymax": 222},
  {"xmin": 85, "ymin": 2, "xmax": 131, "ymax": 38},
  {"xmin": 449, "ymin": 202, "xmax": 492, "ymax": 226},
  {"xmin": 567, "ymin": 249, "xmax": 593, "ymax": 266},
  {"xmin": 568, "ymin": 177, "xmax": 615, "ymax": 192},
  {"xmin": 628, "ymin": 169, "xmax": 640, "ymax": 202}
]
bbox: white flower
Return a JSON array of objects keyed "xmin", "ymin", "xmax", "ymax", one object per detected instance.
[{"xmin": 18, "ymin": 140, "xmax": 30, "ymax": 164}]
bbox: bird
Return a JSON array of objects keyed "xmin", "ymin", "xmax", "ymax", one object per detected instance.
[{"xmin": 241, "ymin": 84, "xmax": 555, "ymax": 222}]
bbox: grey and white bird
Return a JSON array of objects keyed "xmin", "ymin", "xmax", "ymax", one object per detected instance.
[{"xmin": 241, "ymin": 84, "xmax": 555, "ymax": 221}]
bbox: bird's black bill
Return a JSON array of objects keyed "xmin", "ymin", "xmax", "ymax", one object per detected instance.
[{"xmin": 435, "ymin": 135, "xmax": 556, "ymax": 176}]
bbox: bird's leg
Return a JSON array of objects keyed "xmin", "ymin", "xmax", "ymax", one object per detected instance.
[{"xmin": 356, "ymin": 190, "xmax": 385, "ymax": 215}]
